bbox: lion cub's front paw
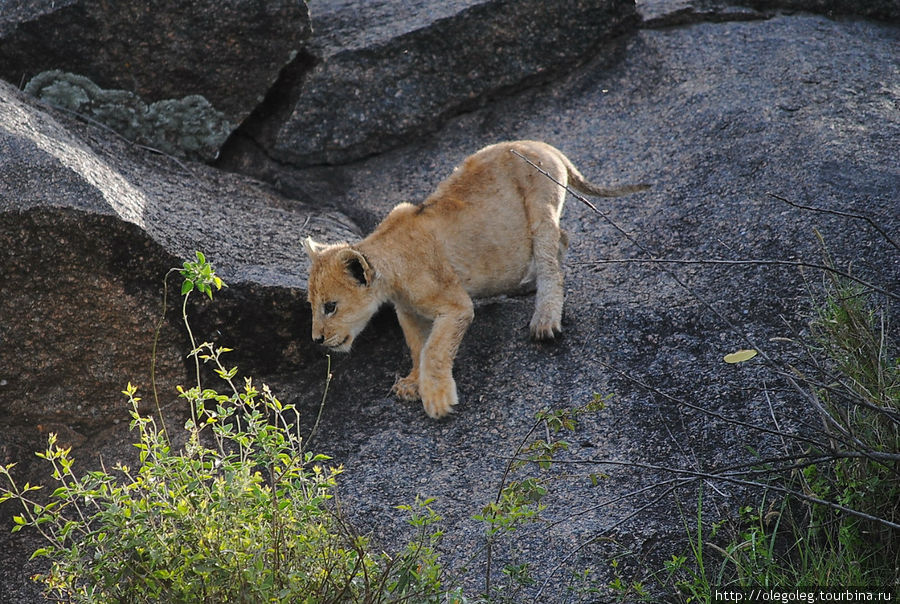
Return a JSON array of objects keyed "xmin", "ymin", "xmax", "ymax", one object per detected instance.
[
  {"xmin": 529, "ymin": 306, "xmax": 562, "ymax": 340},
  {"xmin": 419, "ymin": 375, "xmax": 458, "ymax": 419},
  {"xmin": 392, "ymin": 374, "xmax": 420, "ymax": 401}
]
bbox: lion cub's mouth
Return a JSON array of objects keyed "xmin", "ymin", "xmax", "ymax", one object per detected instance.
[{"xmin": 325, "ymin": 335, "xmax": 351, "ymax": 352}]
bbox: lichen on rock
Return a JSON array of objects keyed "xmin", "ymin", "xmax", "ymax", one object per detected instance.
[{"xmin": 25, "ymin": 70, "xmax": 233, "ymax": 162}]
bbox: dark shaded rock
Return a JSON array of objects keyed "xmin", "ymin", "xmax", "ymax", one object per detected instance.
[
  {"xmin": 0, "ymin": 76, "xmax": 358, "ymax": 521},
  {"xmin": 637, "ymin": 0, "xmax": 900, "ymax": 23},
  {"xmin": 638, "ymin": 0, "xmax": 767, "ymax": 26},
  {"xmin": 0, "ymin": 0, "xmax": 311, "ymax": 146},
  {"xmin": 739, "ymin": 0, "xmax": 899, "ymax": 21},
  {"xmin": 235, "ymin": 0, "xmax": 641, "ymax": 167},
  {"xmin": 1, "ymin": 209, "xmax": 185, "ymax": 430}
]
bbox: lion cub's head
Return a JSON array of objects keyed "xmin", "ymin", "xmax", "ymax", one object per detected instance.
[{"xmin": 303, "ymin": 237, "xmax": 381, "ymax": 353}]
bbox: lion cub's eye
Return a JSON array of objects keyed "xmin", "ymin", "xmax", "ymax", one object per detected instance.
[{"xmin": 323, "ymin": 301, "xmax": 337, "ymax": 316}]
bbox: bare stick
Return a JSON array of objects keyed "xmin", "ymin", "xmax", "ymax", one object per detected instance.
[
  {"xmin": 532, "ymin": 479, "xmax": 691, "ymax": 603},
  {"xmin": 581, "ymin": 257, "xmax": 898, "ymax": 301},
  {"xmin": 47, "ymin": 103, "xmax": 196, "ymax": 176},
  {"xmin": 515, "ymin": 456, "xmax": 900, "ymax": 531},
  {"xmin": 593, "ymin": 357, "xmax": 833, "ymax": 452},
  {"xmin": 768, "ymin": 192, "xmax": 900, "ymax": 252},
  {"xmin": 510, "ymin": 148, "xmax": 604, "ymax": 214}
]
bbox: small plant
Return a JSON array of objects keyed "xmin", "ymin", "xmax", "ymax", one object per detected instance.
[
  {"xmin": 607, "ymin": 558, "xmax": 649, "ymax": 602},
  {"xmin": 0, "ymin": 253, "xmax": 450, "ymax": 603},
  {"xmin": 566, "ymin": 567, "xmax": 605, "ymax": 602},
  {"xmin": 800, "ymin": 271, "xmax": 899, "ymax": 583},
  {"xmin": 659, "ymin": 268, "xmax": 899, "ymax": 598},
  {"xmin": 472, "ymin": 394, "xmax": 611, "ymax": 602},
  {"xmin": 472, "ymin": 474, "xmax": 547, "ymax": 602}
]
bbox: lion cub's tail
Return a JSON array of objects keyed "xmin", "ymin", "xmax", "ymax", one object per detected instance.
[{"xmin": 559, "ymin": 151, "xmax": 650, "ymax": 198}]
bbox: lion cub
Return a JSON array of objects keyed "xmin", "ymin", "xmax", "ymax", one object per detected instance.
[{"xmin": 303, "ymin": 140, "xmax": 647, "ymax": 419}]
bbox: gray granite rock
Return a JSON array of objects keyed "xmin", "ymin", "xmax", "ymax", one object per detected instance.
[
  {"xmin": 0, "ymin": 2, "xmax": 898, "ymax": 602},
  {"xmin": 0, "ymin": 0, "xmax": 310, "ymax": 155},
  {"xmin": 638, "ymin": 0, "xmax": 899, "ymax": 24},
  {"xmin": 246, "ymin": 11, "xmax": 899, "ymax": 599},
  {"xmin": 740, "ymin": 0, "xmax": 899, "ymax": 20},
  {"xmin": 0, "ymin": 78, "xmax": 358, "ymax": 563},
  {"xmin": 242, "ymin": 0, "xmax": 641, "ymax": 167}
]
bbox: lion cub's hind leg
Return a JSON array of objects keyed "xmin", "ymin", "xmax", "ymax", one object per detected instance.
[{"xmin": 527, "ymin": 195, "xmax": 568, "ymax": 340}]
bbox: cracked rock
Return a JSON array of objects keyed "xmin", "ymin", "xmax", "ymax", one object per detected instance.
[{"xmin": 240, "ymin": 0, "xmax": 641, "ymax": 167}]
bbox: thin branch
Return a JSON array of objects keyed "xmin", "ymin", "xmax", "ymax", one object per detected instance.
[
  {"xmin": 593, "ymin": 357, "xmax": 834, "ymax": 453},
  {"xmin": 770, "ymin": 368, "xmax": 900, "ymax": 424},
  {"xmin": 545, "ymin": 477, "xmax": 691, "ymax": 530},
  {"xmin": 768, "ymin": 192, "xmax": 900, "ymax": 252},
  {"xmin": 510, "ymin": 149, "xmax": 603, "ymax": 215},
  {"xmin": 150, "ymin": 268, "xmax": 179, "ymax": 442},
  {"xmin": 513, "ymin": 451, "xmax": 900, "ymax": 475},
  {"xmin": 46, "ymin": 103, "xmax": 196, "ymax": 176},
  {"xmin": 532, "ymin": 480, "xmax": 693, "ymax": 604},
  {"xmin": 484, "ymin": 411, "xmax": 547, "ymax": 596},
  {"xmin": 527, "ymin": 458, "xmax": 900, "ymax": 531},
  {"xmin": 581, "ymin": 257, "xmax": 898, "ymax": 301},
  {"xmin": 305, "ymin": 354, "xmax": 333, "ymax": 451}
]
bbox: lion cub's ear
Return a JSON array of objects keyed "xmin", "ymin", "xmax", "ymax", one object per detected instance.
[
  {"xmin": 339, "ymin": 248, "xmax": 374, "ymax": 287},
  {"xmin": 302, "ymin": 236, "xmax": 324, "ymax": 258}
]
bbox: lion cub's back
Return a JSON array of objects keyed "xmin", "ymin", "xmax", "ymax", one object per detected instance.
[{"xmin": 419, "ymin": 143, "xmax": 544, "ymax": 297}]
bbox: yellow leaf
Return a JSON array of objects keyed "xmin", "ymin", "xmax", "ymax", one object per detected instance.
[{"xmin": 724, "ymin": 349, "xmax": 758, "ymax": 364}]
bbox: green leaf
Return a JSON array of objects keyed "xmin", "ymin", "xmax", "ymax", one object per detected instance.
[{"xmin": 181, "ymin": 279, "xmax": 194, "ymax": 295}]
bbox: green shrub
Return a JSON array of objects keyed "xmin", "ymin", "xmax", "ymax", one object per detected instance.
[
  {"xmin": 800, "ymin": 274, "xmax": 899, "ymax": 583},
  {"xmin": 0, "ymin": 253, "xmax": 452, "ymax": 603}
]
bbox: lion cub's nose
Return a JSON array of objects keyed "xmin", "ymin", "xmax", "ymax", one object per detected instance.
[{"xmin": 313, "ymin": 335, "xmax": 325, "ymax": 345}]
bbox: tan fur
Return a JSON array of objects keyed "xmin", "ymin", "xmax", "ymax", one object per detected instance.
[{"xmin": 303, "ymin": 140, "xmax": 648, "ymax": 419}]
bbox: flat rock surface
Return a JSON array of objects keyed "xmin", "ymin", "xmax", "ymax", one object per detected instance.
[
  {"xmin": 244, "ymin": 0, "xmax": 640, "ymax": 167},
  {"xmin": 261, "ymin": 11, "xmax": 898, "ymax": 599},
  {"xmin": 0, "ymin": 81, "xmax": 359, "ymax": 602},
  {"xmin": 1, "ymin": 6, "xmax": 898, "ymax": 604},
  {"xmin": 0, "ymin": 0, "xmax": 310, "ymax": 129}
]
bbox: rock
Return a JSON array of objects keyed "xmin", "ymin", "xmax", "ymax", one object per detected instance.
[
  {"xmin": 0, "ymin": 77, "xmax": 358, "ymax": 495},
  {"xmin": 638, "ymin": 0, "xmax": 899, "ymax": 25},
  {"xmin": 638, "ymin": 0, "xmax": 899, "ymax": 28},
  {"xmin": 638, "ymin": 0, "xmax": 767, "ymax": 27},
  {"xmin": 244, "ymin": 11, "xmax": 898, "ymax": 599},
  {"xmin": 739, "ymin": 0, "xmax": 899, "ymax": 21},
  {"xmin": 234, "ymin": 0, "xmax": 641, "ymax": 167},
  {"xmin": 0, "ymin": 0, "xmax": 311, "ymax": 156},
  {"xmin": 1, "ymin": 3, "xmax": 899, "ymax": 603}
]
